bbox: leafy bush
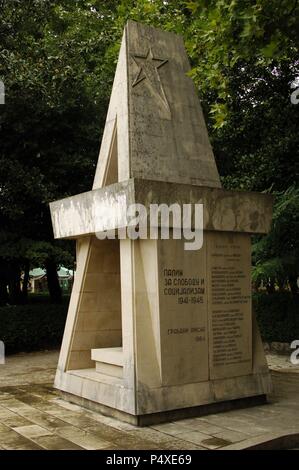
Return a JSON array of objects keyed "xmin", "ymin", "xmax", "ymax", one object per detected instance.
[
  {"xmin": 0, "ymin": 301, "xmax": 68, "ymax": 354},
  {"xmin": 252, "ymin": 186, "xmax": 299, "ymax": 293},
  {"xmin": 254, "ymin": 292, "xmax": 299, "ymax": 343}
]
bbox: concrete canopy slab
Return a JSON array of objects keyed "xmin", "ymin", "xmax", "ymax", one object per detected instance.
[{"xmin": 50, "ymin": 178, "xmax": 273, "ymax": 239}]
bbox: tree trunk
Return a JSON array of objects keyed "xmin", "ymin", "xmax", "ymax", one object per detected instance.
[
  {"xmin": 289, "ymin": 275, "xmax": 298, "ymax": 295},
  {"xmin": 277, "ymin": 279, "xmax": 285, "ymax": 292},
  {"xmin": 8, "ymin": 263, "xmax": 22, "ymax": 304},
  {"xmin": 266, "ymin": 279, "xmax": 275, "ymax": 294},
  {"xmin": 22, "ymin": 261, "xmax": 30, "ymax": 303},
  {"xmin": 0, "ymin": 260, "xmax": 9, "ymax": 306},
  {"xmin": 0, "ymin": 282, "xmax": 8, "ymax": 306},
  {"xmin": 46, "ymin": 259, "xmax": 62, "ymax": 303}
]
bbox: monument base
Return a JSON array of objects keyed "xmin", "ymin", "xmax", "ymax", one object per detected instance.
[{"xmin": 60, "ymin": 390, "xmax": 268, "ymax": 426}]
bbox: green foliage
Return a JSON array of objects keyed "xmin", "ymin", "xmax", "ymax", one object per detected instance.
[
  {"xmin": 215, "ymin": 61, "xmax": 299, "ymax": 191},
  {"xmin": 254, "ymin": 292, "xmax": 299, "ymax": 342},
  {"xmin": 0, "ymin": 0, "xmax": 120, "ymax": 301},
  {"xmin": 0, "ymin": 299, "xmax": 68, "ymax": 353},
  {"xmin": 252, "ymin": 186, "xmax": 299, "ymax": 290},
  {"xmin": 0, "ymin": 234, "xmax": 73, "ymax": 269},
  {"xmin": 0, "ymin": 0, "xmax": 118, "ymax": 210},
  {"xmin": 186, "ymin": 0, "xmax": 298, "ymax": 127}
]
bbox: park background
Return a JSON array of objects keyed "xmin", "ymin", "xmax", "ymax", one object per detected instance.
[{"xmin": 0, "ymin": 0, "xmax": 298, "ymax": 354}]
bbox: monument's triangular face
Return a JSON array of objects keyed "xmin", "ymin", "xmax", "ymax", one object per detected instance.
[
  {"xmin": 102, "ymin": 120, "xmax": 118, "ymax": 186},
  {"xmin": 93, "ymin": 32, "xmax": 128, "ymax": 189},
  {"xmin": 93, "ymin": 20, "xmax": 221, "ymax": 190}
]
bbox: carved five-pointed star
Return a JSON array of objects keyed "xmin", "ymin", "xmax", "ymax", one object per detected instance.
[{"xmin": 131, "ymin": 47, "xmax": 170, "ymax": 112}]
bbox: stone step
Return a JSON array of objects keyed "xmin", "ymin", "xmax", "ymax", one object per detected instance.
[{"xmin": 91, "ymin": 347, "xmax": 123, "ymax": 379}]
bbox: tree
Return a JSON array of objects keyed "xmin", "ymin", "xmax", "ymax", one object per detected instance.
[
  {"xmin": 252, "ymin": 186, "xmax": 299, "ymax": 294},
  {"xmin": 0, "ymin": 0, "xmax": 120, "ymax": 303}
]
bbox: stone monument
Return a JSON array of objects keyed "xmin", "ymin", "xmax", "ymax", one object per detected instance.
[{"xmin": 50, "ymin": 21, "xmax": 273, "ymax": 425}]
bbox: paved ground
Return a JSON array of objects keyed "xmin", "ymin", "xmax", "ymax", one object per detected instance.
[
  {"xmin": 267, "ymin": 352, "xmax": 299, "ymax": 371},
  {"xmin": 0, "ymin": 350, "xmax": 299, "ymax": 450},
  {"xmin": 0, "ymin": 351, "xmax": 59, "ymax": 387}
]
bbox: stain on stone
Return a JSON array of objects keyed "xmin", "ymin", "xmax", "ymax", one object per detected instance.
[
  {"xmin": 201, "ymin": 436, "xmax": 231, "ymax": 448},
  {"xmin": 249, "ymin": 210, "xmax": 260, "ymax": 231}
]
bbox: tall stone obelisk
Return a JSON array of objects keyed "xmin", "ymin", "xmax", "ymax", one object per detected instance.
[{"xmin": 50, "ymin": 21, "xmax": 273, "ymax": 425}]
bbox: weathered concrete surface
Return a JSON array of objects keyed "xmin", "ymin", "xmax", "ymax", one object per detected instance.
[
  {"xmin": 126, "ymin": 21, "xmax": 221, "ymax": 188},
  {"xmin": 93, "ymin": 21, "xmax": 221, "ymax": 189},
  {"xmin": 50, "ymin": 178, "xmax": 273, "ymax": 239},
  {"xmin": 0, "ymin": 351, "xmax": 59, "ymax": 386},
  {"xmin": 0, "ymin": 351, "xmax": 299, "ymax": 450},
  {"xmin": 50, "ymin": 180, "xmax": 135, "ymax": 239}
]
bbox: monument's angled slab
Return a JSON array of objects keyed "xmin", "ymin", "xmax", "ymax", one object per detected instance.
[{"xmin": 50, "ymin": 21, "xmax": 273, "ymax": 425}]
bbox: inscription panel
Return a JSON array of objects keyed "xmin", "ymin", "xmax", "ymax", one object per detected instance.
[
  {"xmin": 207, "ymin": 232, "xmax": 252, "ymax": 380},
  {"xmin": 158, "ymin": 237, "xmax": 209, "ymax": 386}
]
